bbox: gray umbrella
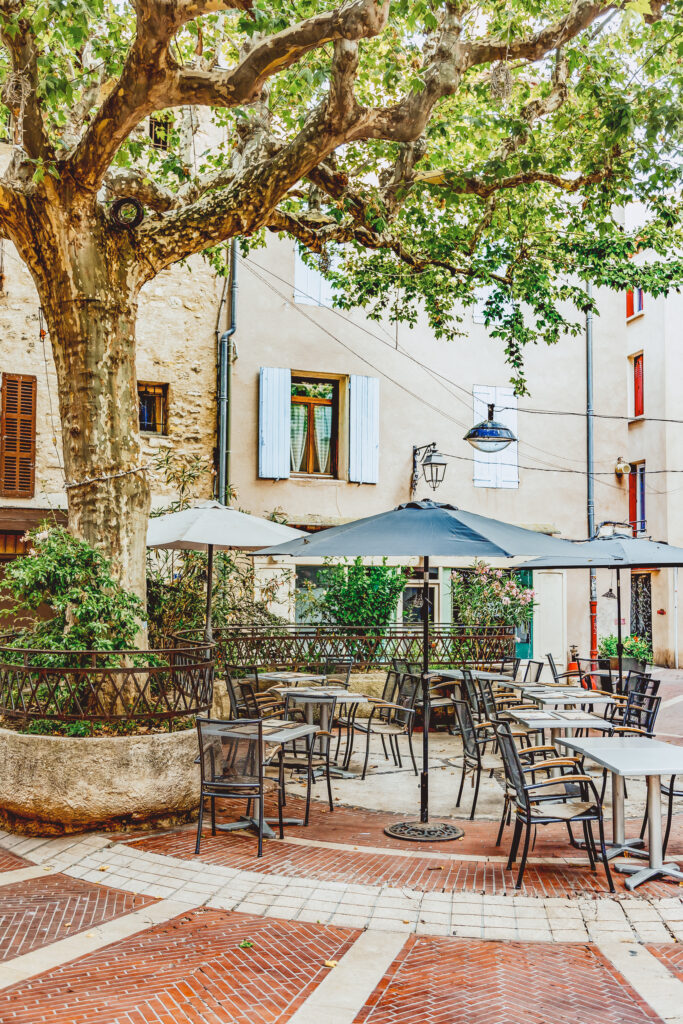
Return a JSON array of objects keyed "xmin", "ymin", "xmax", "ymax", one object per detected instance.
[
  {"xmin": 259, "ymin": 499, "xmax": 583, "ymax": 840},
  {"xmin": 519, "ymin": 530, "xmax": 683, "ymax": 683}
]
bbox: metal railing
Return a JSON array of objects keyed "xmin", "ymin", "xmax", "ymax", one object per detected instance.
[
  {"xmin": 178, "ymin": 623, "xmax": 516, "ymax": 673},
  {"xmin": 0, "ymin": 642, "xmax": 214, "ymax": 724}
]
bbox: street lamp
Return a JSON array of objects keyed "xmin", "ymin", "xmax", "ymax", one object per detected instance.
[
  {"xmin": 411, "ymin": 443, "xmax": 447, "ymax": 493},
  {"xmin": 464, "ymin": 403, "xmax": 516, "ymax": 453}
]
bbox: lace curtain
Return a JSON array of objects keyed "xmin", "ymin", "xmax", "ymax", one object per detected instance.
[
  {"xmin": 313, "ymin": 404, "xmax": 332, "ymax": 473},
  {"xmin": 290, "ymin": 403, "xmax": 308, "ymax": 472}
]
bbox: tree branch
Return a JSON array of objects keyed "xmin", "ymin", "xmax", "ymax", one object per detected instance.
[{"xmin": 0, "ymin": 11, "xmax": 52, "ymax": 161}]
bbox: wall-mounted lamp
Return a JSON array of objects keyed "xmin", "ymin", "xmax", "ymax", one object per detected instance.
[
  {"xmin": 464, "ymin": 403, "xmax": 517, "ymax": 453},
  {"xmin": 615, "ymin": 456, "xmax": 631, "ymax": 477},
  {"xmin": 411, "ymin": 442, "xmax": 447, "ymax": 493}
]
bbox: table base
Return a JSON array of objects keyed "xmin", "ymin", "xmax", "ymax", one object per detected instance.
[
  {"xmin": 215, "ymin": 816, "xmax": 304, "ymax": 840},
  {"xmin": 616, "ymin": 860, "xmax": 683, "ymax": 890}
]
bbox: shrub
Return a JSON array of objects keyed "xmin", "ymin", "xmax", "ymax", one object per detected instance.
[
  {"xmin": 299, "ymin": 557, "xmax": 409, "ymax": 628},
  {"xmin": 451, "ymin": 561, "xmax": 534, "ymax": 628}
]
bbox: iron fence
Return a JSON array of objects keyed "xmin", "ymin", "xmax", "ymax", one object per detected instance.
[
  {"xmin": 0, "ymin": 642, "xmax": 214, "ymax": 724},
  {"xmin": 178, "ymin": 624, "xmax": 516, "ymax": 673}
]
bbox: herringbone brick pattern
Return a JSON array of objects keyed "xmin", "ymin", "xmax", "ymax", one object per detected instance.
[
  {"xmin": 127, "ymin": 794, "xmax": 677, "ymax": 898},
  {"xmin": 648, "ymin": 943, "xmax": 683, "ymax": 981},
  {"xmin": 0, "ymin": 874, "xmax": 153, "ymax": 962},
  {"xmin": 353, "ymin": 936, "xmax": 663, "ymax": 1024},
  {"xmin": 0, "ymin": 908, "xmax": 359, "ymax": 1024},
  {"xmin": 0, "ymin": 848, "xmax": 28, "ymax": 872}
]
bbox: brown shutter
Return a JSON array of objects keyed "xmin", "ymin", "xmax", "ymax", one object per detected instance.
[{"xmin": 0, "ymin": 373, "xmax": 36, "ymax": 498}]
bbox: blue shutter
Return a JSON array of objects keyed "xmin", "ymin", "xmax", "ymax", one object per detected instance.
[
  {"xmin": 349, "ymin": 375, "xmax": 379, "ymax": 484},
  {"xmin": 258, "ymin": 367, "xmax": 291, "ymax": 479}
]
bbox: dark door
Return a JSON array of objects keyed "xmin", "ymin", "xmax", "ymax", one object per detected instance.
[{"xmin": 630, "ymin": 572, "xmax": 652, "ymax": 647}]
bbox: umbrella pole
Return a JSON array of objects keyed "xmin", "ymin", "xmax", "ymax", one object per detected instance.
[
  {"xmin": 383, "ymin": 555, "xmax": 463, "ymax": 843},
  {"xmin": 616, "ymin": 567, "xmax": 623, "ymax": 691},
  {"xmin": 421, "ymin": 555, "xmax": 430, "ymax": 823},
  {"xmin": 205, "ymin": 544, "xmax": 214, "ymax": 644}
]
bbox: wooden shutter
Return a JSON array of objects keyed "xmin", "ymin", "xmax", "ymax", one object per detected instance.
[
  {"xmin": 496, "ymin": 386, "xmax": 519, "ymax": 489},
  {"xmin": 258, "ymin": 367, "xmax": 291, "ymax": 479},
  {"xmin": 629, "ymin": 470, "xmax": 637, "ymax": 536},
  {"xmin": 349, "ymin": 375, "xmax": 379, "ymax": 484},
  {"xmin": 626, "ymin": 289, "xmax": 634, "ymax": 319},
  {"xmin": 0, "ymin": 374, "xmax": 36, "ymax": 498},
  {"xmin": 633, "ymin": 354, "xmax": 644, "ymax": 417}
]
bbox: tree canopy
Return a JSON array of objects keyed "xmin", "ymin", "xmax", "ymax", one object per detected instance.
[{"xmin": 0, "ymin": 1, "xmax": 681, "ymax": 389}]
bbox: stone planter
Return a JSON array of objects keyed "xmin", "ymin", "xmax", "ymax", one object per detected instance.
[
  {"xmin": 608, "ymin": 656, "xmax": 648, "ymax": 674},
  {"xmin": 0, "ymin": 727, "xmax": 200, "ymax": 835}
]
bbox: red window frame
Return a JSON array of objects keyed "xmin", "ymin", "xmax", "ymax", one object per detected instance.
[{"xmin": 633, "ymin": 353, "xmax": 644, "ymax": 418}]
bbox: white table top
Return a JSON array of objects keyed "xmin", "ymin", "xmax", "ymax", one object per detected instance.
[
  {"xmin": 506, "ymin": 708, "xmax": 612, "ymax": 731},
  {"xmin": 425, "ymin": 669, "xmax": 513, "ymax": 684},
  {"xmin": 257, "ymin": 672, "xmax": 326, "ymax": 683},
  {"xmin": 526, "ymin": 688, "xmax": 615, "ymax": 708},
  {"xmin": 556, "ymin": 736, "xmax": 683, "ymax": 777},
  {"xmin": 224, "ymin": 719, "xmax": 319, "ymax": 744},
  {"xmin": 273, "ymin": 686, "xmax": 366, "ymax": 703}
]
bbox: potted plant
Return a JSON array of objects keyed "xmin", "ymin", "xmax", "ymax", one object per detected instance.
[{"xmin": 597, "ymin": 633, "xmax": 653, "ymax": 673}]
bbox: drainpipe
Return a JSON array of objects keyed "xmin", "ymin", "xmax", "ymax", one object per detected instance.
[
  {"xmin": 586, "ymin": 281, "xmax": 598, "ymax": 659},
  {"xmin": 216, "ymin": 239, "xmax": 238, "ymax": 505}
]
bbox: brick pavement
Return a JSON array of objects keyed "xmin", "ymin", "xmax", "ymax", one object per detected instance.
[
  {"xmin": 0, "ymin": 874, "xmax": 154, "ymax": 962},
  {"xmin": 647, "ymin": 943, "xmax": 683, "ymax": 982},
  {"xmin": 0, "ymin": 848, "xmax": 28, "ymax": 872},
  {"xmin": 0, "ymin": 907, "xmax": 359, "ymax": 1024},
  {"xmin": 353, "ymin": 936, "xmax": 662, "ymax": 1024}
]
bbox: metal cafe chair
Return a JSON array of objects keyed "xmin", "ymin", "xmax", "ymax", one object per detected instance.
[
  {"xmin": 345, "ymin": 672, "xmax": 419, "ymax": 779},
  {"xmin": 322, "ymin": 657, "xmax": 354, "ymax": 689},
  {"xmin": 225, "ymin": 666, "xmax": 285, "ymax": 720},
  {"xmin": 523, "ymin": 659, "xmax": 545, "ymax": 683},
  {"xmin": 282, "ymin": 693, "xmax": 337, "ymax": 824},
  {"xmin": 195, "ymin": 717, "xmax": 285, "ymax": 858},
  {"xmin": 452, "ymin": 698, "xmax": 500, "ymax": 820},
  {"xmin": 546, "ymin": 652, "xmax": 580, "ymax": 686},
  {"xmin": 496, "ymin": 722, "xmax": 614, "ymax": 892},
  {"xmin": 335, "ymin": 668, "xmax": 398, "ymax": 764}
]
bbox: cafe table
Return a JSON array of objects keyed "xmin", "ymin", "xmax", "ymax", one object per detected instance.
[
  {"xmin": 270, "ymin": 686, "xmax": 368, "ymax": 778},
  {"xmin": 506, "ymin": 708, "xmax": 613, "ymax": 752},
  {"xmin": 256, "ymin": 670, "xmax": 327, "ymax": 686},
  {"xmin": 216, "ymin": 718, "xmax": 319, "ymax": 839},
  {"xmin": 524, "ymin": 687, "xmax": 616, "ymax": 711},
  {"xmin": 557, "ymin": 736, "xmax": 683, "ymax": 889}
]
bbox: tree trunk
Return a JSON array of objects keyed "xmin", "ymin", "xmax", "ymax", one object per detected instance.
[{"xmin": 31, "ymin": 219, "xmax": 151, "ymax": 607}]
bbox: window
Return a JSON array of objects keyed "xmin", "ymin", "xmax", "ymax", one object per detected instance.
[
  {"xmin": 0, "ymin": 531, "xmax": 28, "ymax": 557},
  {"xmin": 626, "ymin": 288, "xmax": 644, "ymax": 320},
  {"xmin": 472, "ymin": 385, "xmax": 518, "ymax": 489},
  {"xmin": 0, "ymin": 373, "xmax": 36, "ymax": 498},
  {"xmin": 149, "ymin": 113, "xmax": 172, "ymax": 151},
  {"xmin": 633, "ymin": 353, "xmax": 644, "ymax": 418},
  {"xmin": 258, "ymin": 368, "xmax": 379, "ymax": 484},
  {"xmin": 629, "ymin": 461, "xmax": 646, "ymax": 535},
  {"xmin": 293, "ymin": 247, "xmax": 336, "ymax": 307},
  {"xmin": 138, "ymin": 382, "xmax": 168, "ymax": 434},
  {"xmin": 290, "ymin": 376, "xmax": 338, "ymax": 476}
]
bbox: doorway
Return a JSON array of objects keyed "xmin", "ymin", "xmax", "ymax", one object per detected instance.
[{"xmin": 630, "ymin": 572, "xmax": 652, "ymax": 647}]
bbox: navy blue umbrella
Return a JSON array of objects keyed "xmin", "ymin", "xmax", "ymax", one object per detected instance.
[{"xmin": 260, "ymin": 500, "xmax": 581, "ymax": 840}]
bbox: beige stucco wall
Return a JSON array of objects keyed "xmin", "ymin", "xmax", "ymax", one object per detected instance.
[{"xmin": 0, "ymin": 224, "xmax": 643, "ymax": 667}]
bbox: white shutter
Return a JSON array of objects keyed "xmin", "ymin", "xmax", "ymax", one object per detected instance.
[
  {"xmin": 258, "ymin": 367, "xmax": 291, "ymax": 479},
  {"xmin": 293, "ymin": 249, "xmax": 321, "ymax": 305},
  {"xmin": 472, "ymin": 384, "xmax": 497, "ymax": 488},
  {"xmin": 349, "ymin": 375, "xmax": 379, "ymax": 484},
  {"xmin": 472, "ymin": 385, "xmax": 518, "ymax": 489},
  {"xmin": 496, "ymin": 386, "xmax": 519, "ymax": 488}
]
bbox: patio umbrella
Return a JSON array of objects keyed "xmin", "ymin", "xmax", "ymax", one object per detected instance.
[
  {"xmin": 146, "ymin": 501, "xmax": 304, "ymax": 641},
  {"xmin": 519, "ymin": 531, "xmax": 683, "ymax": 684},
  {"xmin": 258, "ymin": 499, "xmax": 583, "ymax": 841}
]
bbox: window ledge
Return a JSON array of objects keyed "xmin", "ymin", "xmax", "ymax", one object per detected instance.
[
  {"xmin": 290, "ymin": 473, "xmax": 340, "ymax": 483},
  {"xmin": 628, "ymin": 416, "xmax": 645, "ymax": 425},
  {"xmin": 626, "ymin": 312, "xmax": 645, "ymax": 323}
]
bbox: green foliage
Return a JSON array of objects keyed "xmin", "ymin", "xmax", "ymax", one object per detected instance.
[
  {"xmin": 451, "ymin": 561, "xmax": 535, "ymax": 628},
  {"xmin": 300, "ymin": 557, "xmax": 409, "ymax": 628},
  {"xmin": 5, "ymin": 2, "xmax": 683, "ymax": 390},
  {"xmin": 0, "ymin": 523, "xmax": 144, "ymax": 664},
  {"xmin": 598, "ymin": 633, "xmax": 654, "ymax": 663}
]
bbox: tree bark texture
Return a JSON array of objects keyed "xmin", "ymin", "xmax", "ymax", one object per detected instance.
[{"xmin": 11, "ymin": 193, "xmax": 150, "ymax": 602}]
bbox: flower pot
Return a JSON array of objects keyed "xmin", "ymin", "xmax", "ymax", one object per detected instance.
[
  {"xmin": 0, "ymin": 727, "xmax": 200, "ymax": 835},
  {"xmin": 609, "ymin": 656, "xmax": 648, "ymax": 674}
]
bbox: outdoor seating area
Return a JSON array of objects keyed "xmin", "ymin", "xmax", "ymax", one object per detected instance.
[{"xmin": 194, "ymin": 648, "xmax": 683, "ymax": 900}]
